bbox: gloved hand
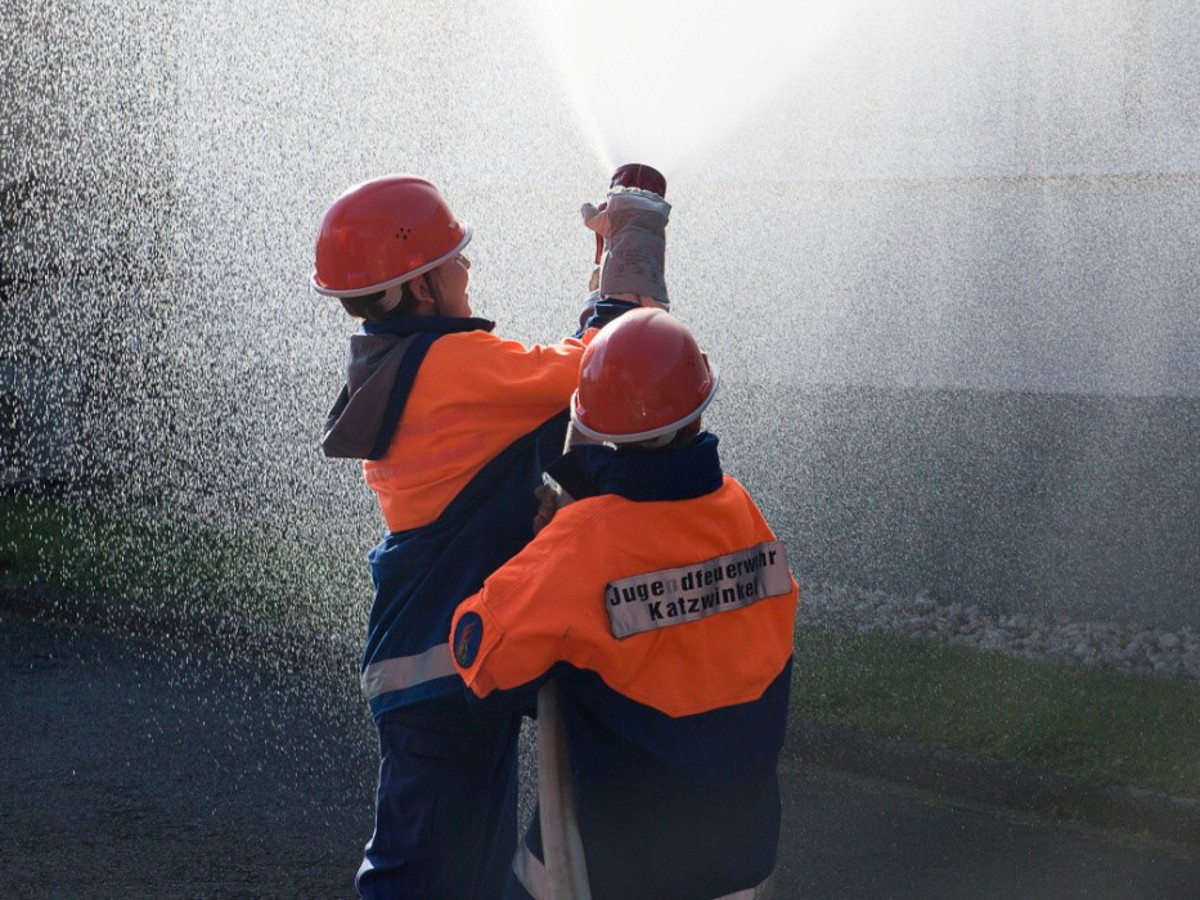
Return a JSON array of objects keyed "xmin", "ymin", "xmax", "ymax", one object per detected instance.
[
  {"xmin": 581, "ymin": 187, "xmax": 671, "ymax": 306},
  {"xmin": 533, "ymin": 474, "xmax": 576, "ymax": 535}
]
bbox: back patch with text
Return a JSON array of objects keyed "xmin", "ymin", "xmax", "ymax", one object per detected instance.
[{"xmin": 604, "ymin": 541, "xmax": 791, "ymax": 639}]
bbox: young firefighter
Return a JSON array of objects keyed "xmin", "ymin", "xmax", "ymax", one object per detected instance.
[
  {"xmin": 312, "ymin": 174, "xmax": 671, "ymax": 898},
  {"xmin": 450, "ymin": 308, "xmax": 800, "ymax": 899}
]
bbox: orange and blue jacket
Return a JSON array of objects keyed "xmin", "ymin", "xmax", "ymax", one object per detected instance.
[
  {"xmin": 451, "ymin": 433, "xmax": 799, "ymax": 899},
  {"xmin": 323, "ymin": 310, "xmax": 620, "ymax": 720}
]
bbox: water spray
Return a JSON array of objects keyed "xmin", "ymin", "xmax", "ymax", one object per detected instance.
[{"xmin": 525, "ymin": 1, "xmax": 864, "ymax": 178}]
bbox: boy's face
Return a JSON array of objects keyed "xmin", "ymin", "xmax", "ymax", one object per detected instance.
[{"xmin": 430, "ymin": 254, "xmax": 472, "ymax": 317}]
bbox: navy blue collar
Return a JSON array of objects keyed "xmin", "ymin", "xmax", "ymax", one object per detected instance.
[
  {"xmin": 362, "ymin": 314, "xmax": 495, "ymax": 337},
  {"xmin": 546, "ymin": 432, "xmax": 724, "ymax": 503},
  {"xmin": 574, "ymin": 298, "xmax": 641, "ymax": 337}
]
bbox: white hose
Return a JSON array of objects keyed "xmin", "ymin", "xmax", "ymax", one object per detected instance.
[{"xmin": 536, "ymin": 680, "xmax": 592, "ymax": 899}]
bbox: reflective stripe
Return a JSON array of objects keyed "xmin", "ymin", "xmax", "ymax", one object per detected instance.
[
  {"xmin": 718, "ymin": 872, "xmax": 775, "ymax": 900},
  {"xmin": 361, "ymin": 644, "xmax": 457, "ymax": 701},
  {"xmin": 511, "ymin": 841, "xmax": 774, "ymax": 900},
  {"xmin": 512, "ymin": 842, "xmax": 549, "ymax": 899}
]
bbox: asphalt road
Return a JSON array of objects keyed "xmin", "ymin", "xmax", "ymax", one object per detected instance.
[{"xmin": 2, "ymin": 613, "xmax": 1197, "ymax": 899}]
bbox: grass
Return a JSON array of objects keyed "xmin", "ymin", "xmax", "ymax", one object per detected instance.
[
  {"xmin": 0, "ymin": 493, "xmax": 364, "ymax": 633},
  {"xmin": 3, "ymin": 493, "xmax": 1198, "ymax": 797},
  {"xmin": 792, "ymin": 625, "xmax": 1200, "ymax": 797}
]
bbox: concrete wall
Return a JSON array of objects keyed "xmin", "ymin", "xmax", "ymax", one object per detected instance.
[
  {"xmin": 2, "ymin": 0, "xmax": 1196, "ymax": 628},
  {"xmin": 679, "ymin": 171, "xmax": 1200, "ymax": 398},
  {"xmin": 712, "ymin": 383, "xmax": 1200, "ymax": 630}
]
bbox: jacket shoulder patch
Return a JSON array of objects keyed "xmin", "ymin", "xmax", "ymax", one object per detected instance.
[{"xmin": 453, "ymin": 612, "xmax": 484, "ymax": 667}]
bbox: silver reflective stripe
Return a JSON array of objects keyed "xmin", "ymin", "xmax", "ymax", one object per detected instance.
[
  {"xmin": 512, "ymin": 841, "xmax": 774, "ymax": 900},
  {"xmin": 716, "ymin": 872, "xmax": 775, "ymax": 900},
  {"xmin": 512, "ymin": 842, "xmax": 549, "ymax": 899},
  {"xmin": 360, "ymin": 643, "xmax": 456, "ymax": 701}
]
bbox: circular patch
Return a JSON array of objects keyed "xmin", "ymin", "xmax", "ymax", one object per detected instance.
[{"xmin": 453, "ymin": 612, "xmax": 484, "ymax": 668}]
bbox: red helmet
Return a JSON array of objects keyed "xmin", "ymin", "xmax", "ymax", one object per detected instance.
[
  {"xmin": 312, "ymin": 175, "xmax": 472, "ymax": 297},
  {"xmin": 572, "ymin": 308, "xmax": 719, "ymax": 444}
]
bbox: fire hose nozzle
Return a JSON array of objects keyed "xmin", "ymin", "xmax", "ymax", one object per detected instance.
[
  {"xmin": 609, "ymin": 162, "xmax": 667, "ymax": 198},
  {"xmin": 595, "ymin": 163, "xmax": 667, "ymax": 263}
]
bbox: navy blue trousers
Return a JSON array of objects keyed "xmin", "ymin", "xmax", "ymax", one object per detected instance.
[{"xmin": 357, "ymin": 693, "xmax": 521, "ymax": 899}]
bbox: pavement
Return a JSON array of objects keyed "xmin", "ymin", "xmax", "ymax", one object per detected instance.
[{"xmin": 3, "ymin": 586, "xmax": 1200, "ymax": 898}]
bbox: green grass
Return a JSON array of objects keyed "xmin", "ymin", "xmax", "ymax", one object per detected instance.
[
  {"xmin": 3, "ymin": 494, "xmax": 1198, "ymax": 797},
  {"xmin": 0, "ymin": 494, "xmax": 364, "ymax": 632},
  {"xmin": 792, "ymin": 625, "xmax": 1200, "ymax": 797}
]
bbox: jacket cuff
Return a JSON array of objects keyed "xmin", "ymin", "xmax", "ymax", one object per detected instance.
[{"xmin": 450, "ymin": 597, "xmax": 505, "ymax": 697}]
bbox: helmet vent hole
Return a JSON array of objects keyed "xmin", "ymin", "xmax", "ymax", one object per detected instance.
[{"xmin": 395, "ymin": 227, "xmax": 412, "ymax": 240}]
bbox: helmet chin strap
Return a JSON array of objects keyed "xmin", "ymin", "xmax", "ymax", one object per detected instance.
[
  {"xmin": 612, "ymin": 416, "xmax": 701, "ymax": 450},
  {"xmin": 377, "ymin": 284, "xmax": 406, "ymax": 316},
  {"xmin": 637, "ymin": 431, "xmax": 678, "ymax": 449}
]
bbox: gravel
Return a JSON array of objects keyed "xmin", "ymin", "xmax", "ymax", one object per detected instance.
[{"xmin": 799, "ymin": 584, "xmax": 1200, "ymax": 682}]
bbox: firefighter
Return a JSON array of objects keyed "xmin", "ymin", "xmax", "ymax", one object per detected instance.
[
  {"xmin": 451, "ymin": 308, "xmax": 800, "ymax": 899},
  {"xmin": 312, "ymin": 174, "xmax": 670, "ymax": 898}
]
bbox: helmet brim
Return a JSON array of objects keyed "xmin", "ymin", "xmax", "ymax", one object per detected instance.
[
  {"xmin": 570, "ymin": 362, "xmax": 720, "ymax": 444},
  {"xmin": 311, "ymin": 224, "xmax": 473, "ymax": 298}
]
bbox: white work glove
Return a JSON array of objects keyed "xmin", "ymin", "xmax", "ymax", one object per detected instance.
[{"xmin": 580, "ymin": 187, "xmax": 671, "ymax": 306}]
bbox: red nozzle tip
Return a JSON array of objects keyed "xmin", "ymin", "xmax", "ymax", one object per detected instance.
[{"xmin": 609, "ymin": 163, "xmax": 666, "ymax": 198}]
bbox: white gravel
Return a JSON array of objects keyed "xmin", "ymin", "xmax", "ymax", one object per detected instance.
[{"xmin": 799, "ymin": 584, "xmax": 1200, "ymax": 682}]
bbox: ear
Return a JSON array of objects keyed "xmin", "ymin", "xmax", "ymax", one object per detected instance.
[{"xmin": 407, "ymin": 274, "xmax": 439, "ymax": 315}]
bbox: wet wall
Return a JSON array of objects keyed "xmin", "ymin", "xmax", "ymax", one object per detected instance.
[
  {"xmin": 714, "ymin": 382, "xmax": 1199, "ymax": 630},
  {"xmin": 2, "ymin": 1, "xmax": 1197, "ymax": 633}
]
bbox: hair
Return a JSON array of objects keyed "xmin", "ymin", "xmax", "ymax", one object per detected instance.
[{"xmin": 338, "ymin": 279, "xmax": 424, "ymax": 322}]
